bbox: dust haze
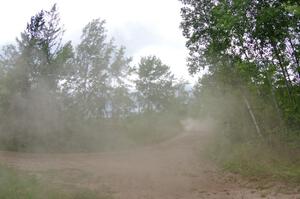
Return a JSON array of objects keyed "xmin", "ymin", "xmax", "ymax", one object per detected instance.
[{"xmin": 0, "ymin": 2, "xmax": 299, "ymax": 199}]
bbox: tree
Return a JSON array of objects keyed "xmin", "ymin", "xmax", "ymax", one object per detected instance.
[
  {"xmin": 15, "ymin": 4, "xmax": 72, "ymax": 92},
  {"xmin": 65, "ymin": 19, "xmax": 132, "ymax": 119},
  {"xmin": 135, "ymin": 56, "xmax": 176, "ymax": 112},
  {"xmin": 0, "ymin": 4, "xmax": 74, "ymax": 151},
  {"xmin": 180, "ymin": 0, "xmax": 300, "ymax": 130}
]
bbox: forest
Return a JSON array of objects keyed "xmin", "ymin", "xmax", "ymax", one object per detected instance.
[
  {"xmin": 0, "ymin": 1, "xmax": 298, "ymax": 154},
  {"xmin": 181, "ymin": 0, "xmax": 300, "ymax": 133},
  {"xmin": 180, "ymin": 0, "xmax": 300, "ymax": 182},
  {"xmin": 0, "ymin": 4, "xmax": 190, "ymax": 152},
  {"xmin": 0, "ymin": 1, "xmax": 300, "ymax": 198}
]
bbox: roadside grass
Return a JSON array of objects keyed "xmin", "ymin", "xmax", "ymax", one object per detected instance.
[
  {"xmin": 0, "ymin": 165, "xmax": 112, "ymax": 199},
  {"xmin": 125, "ymin": 112, "xmax": 182, "ymax": 146},
  {"xmin": 206, "ymin": 133, "xmax": 300, "ymax": 183},
  {"xmin": 0, "ymin": 112, "xmax": 182, "ymax": 153}
]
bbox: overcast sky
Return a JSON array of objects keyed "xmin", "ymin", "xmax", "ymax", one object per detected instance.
[{"xmin": 0, "ymin": 0, "xmax": 197, "ymax": 82}]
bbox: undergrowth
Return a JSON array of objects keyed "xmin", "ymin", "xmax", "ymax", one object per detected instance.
[
  {"xmin": 0, "ymin": 165, "xmax": 111, "ymax": 199},
  {"xmin": 206, "ymin": 132, "xmax": 300, "ymax": 183}
]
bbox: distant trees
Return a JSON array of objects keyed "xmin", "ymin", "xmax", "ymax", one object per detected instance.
[
  {"xmin": 135, "ymin": 56, "xmax": 177, "ymax": 112},
  {"xmin": 63, "ymin": 19, "xmax": 132, "ymax": 119},
  {"xmin": 0, "ymin": 4, "xmax": 189, "ymax": 151}
]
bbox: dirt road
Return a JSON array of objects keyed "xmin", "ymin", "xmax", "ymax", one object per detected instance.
[{"xmin": 0, "ymin": 131, "xmax": 299, "ymax": 199}]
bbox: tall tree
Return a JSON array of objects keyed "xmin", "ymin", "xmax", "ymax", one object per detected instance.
[
  {"xmin": 135, "ymin": 56, "xmax": 176, "ymax": 112},
  {"xmin": 65, "ymin": 19, "xmax": 132, "ymax": 119},
  {"xmin": 15, "ymin": 4, "xmax": 72, "ymax": 92},
  {"xmin": 180, "ymin": 0, "xmax": 300, "ymax": 127}
]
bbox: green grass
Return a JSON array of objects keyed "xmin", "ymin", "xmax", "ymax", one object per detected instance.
[
  {"xmin": 206, "ymin": 134, "xmax": 300, "ymax": 183},
  {"xmin": 0, "ymin": 166, "xmax": 112, "ymax": 199},
  {"xmin": 0, "ymin": 112, "xmax": 183, "ymax": 153}
]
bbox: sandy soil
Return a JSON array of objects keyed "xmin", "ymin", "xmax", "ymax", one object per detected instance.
[{"xmin": 0, "ymin": 131, "xmax": 299, "ymax": 199}]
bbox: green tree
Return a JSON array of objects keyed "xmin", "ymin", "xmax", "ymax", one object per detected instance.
[
  {"xmin": 0, "ymin": 4, "xmax": 74, "ymax": 151},
  {"xmin": 180, "ymin": 0, "xmax": 300, "ymax": 130},
  {"xmin": 135, "ymin": 56, "xmax": 176, "ymax": 112},
  {"xmin": 65, "ymin": 19, "xmax": 132, "ymax": 119},
  {"xmin": 15, "ymin": 4, "xmax": 72, "ymax": 92}
]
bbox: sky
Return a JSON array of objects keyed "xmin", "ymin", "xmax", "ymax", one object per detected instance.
[{"xmin": 0, "ymin": 0, "xmax": 197, "ymax": 82}]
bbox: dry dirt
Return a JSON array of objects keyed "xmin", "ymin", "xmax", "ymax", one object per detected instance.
[{"xmin": 0, "ymin": 131, "xmax": 299, "ymax": 199}]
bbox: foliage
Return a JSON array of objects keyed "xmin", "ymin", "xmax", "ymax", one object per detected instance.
[
  {"xmin": 0, "ymin": 166, "xmax": 110, "ymax": 199},
  {"xmin": 206, "ymin": 133, "xmax": 300, "ymax": 183},
  {"xmin": 0, "ymin": 4, "xmax": 190, "ymax": 152},
  {"xmin": 180, "ymin": 0, "xmax": 300, "ymax": 139},
  {"xmin": 63, "ymin": 19, "xmax": 132, "ymax": 119},
  {"xmin": 179, "ymin": 0, "xmax": 300, "ymax": 182},
  {"xmin": 135, "ymin": 56, "xmax": 177, "ymax": 112}
]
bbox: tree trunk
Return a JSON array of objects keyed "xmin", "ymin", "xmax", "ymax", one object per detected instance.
[
  {"xmin": 271, "ymin": 43, "xmax": 295, "ymax": 105},
  {"xmin": 242, "ymin": 94, "xmax": 264, "ymax": 139},
  {"xmin": 288, "ymin": 38, "xmax": 300, "ymax": 79}
]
